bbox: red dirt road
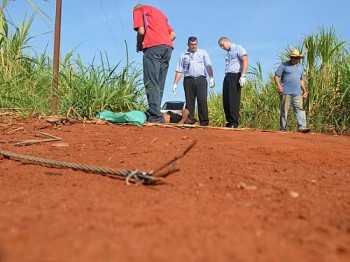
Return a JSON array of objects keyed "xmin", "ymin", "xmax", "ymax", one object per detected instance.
[{"xmin": 1, "ymin": 117, "xmax": 350, "ymax": 262}]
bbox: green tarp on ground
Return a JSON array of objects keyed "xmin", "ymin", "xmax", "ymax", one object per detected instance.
[{"xmin": 96, "ymin": 110, "xmax": 146, "ymax": 126}]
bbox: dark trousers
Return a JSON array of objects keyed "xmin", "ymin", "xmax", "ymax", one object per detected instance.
[
  {"xmin": 223, "ymin": 73, "xmax": 241, "ymax": 127},
  {"xmin": 184, "ymin": 77, "xmax": 209, "ymax": 126},
  {"xmin": 143, "ymin": 45, "xmax": 173, "ymax": 122}
]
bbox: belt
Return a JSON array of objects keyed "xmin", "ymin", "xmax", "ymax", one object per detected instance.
[
  {"xmin": 225, "ymin": 72, "xmax": 240, "ymax": 76},
  {"xmin": 184, "ymin": 76, "xmax": 206, "ymax": 79}
]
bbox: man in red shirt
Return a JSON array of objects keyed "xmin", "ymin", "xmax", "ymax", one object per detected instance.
[{"xmin": 133, "ymin": 4, "xmax": 176, "ymax": 123}]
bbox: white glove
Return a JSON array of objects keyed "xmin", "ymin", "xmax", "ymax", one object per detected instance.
[
  {"xmin": 209, "ymin": 77, "xmax": 215, "ymax": 88},
  {"xmin": 239, "ymin": 75, "xmax": 247, "ymax": 87},
  {"xmin": 172, "ymin": 84, "xmax": 177, "ymax": 95}
]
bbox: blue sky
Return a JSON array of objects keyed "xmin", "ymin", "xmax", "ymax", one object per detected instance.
[{"xmin": 6, "ymin": 0, "xmax": 350, "ymax": 106}]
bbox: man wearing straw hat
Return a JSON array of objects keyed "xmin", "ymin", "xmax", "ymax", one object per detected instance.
[{"xmin": 274, "ymin": 49, "xmax": 310, "ymax": 133}]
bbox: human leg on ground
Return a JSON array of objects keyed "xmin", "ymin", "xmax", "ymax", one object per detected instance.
[
  {"xmin": 291, "ymin": 95, "xmax": 308, "ymax": 131},
  {"xmin": 196, "ymin": 78, "xmax": 209, "ymax": 126},
  {"xmin": 223, "ymin": 73, "xmax": 241, "ymax": 128},
  {"xmin": 143, "ymin": 46, "xmax": 172, "ymax": 122},
  {"xmin": 184, "ymin": 78, "xmax": 197, "ymax": 122},
  {"xmin": 280, "ymin": 94, "xmax": 291, "ymax": 131}
]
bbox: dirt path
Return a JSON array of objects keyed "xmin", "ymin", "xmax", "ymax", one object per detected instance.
[{"xmin": 1, "ymin": 118, "xmax": 349, "ymax": 262}]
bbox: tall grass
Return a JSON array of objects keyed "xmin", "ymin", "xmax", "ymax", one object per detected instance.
[
  {"xmin": 59, "ymin": 52, "xmax": 146, "ymax": 118},
  {"xmin": 0, "ymin": 5, "xmax": 146, "ymax": 118},
  {"xmin": 302, "ymin": 27, "xmax": 349, "ymax": 132},
  {"xmin": 208, "ymin": 91, "xmax": 225, "ymax": 127},
  {"xmin": 240, "ymin": 62, "xmax": 281, "ymax": 130}
]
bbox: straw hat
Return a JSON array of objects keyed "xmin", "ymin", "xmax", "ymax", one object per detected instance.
[{"xmin": 290, "ymin": 49, "xmax": 304, "ymax": 58}]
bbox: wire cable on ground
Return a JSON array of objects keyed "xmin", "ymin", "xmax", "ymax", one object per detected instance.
[
  {"xmin": 0, "ymin": 150, "xmax": 157, "ymax": 185},
  {"xmin": 1, "ymin": 140, "xmax": 197, "ymax": 186}
]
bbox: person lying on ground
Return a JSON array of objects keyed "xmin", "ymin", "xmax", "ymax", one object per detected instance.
[{"xmin": 163, "ymin": 109, "xmax": 192, "ymax": 124}]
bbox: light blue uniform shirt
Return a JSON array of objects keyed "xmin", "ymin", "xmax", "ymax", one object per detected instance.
[
  {"xmin": 176, "ymin": 49, "xmax": 212, "ymax": 77},
  {"xmin": 275, "ymin": 61, "xmax": 304, "ymax": 95},
  {"xmin": 225, "ymin": 44, "xmax": 247, "ymax": 73}
]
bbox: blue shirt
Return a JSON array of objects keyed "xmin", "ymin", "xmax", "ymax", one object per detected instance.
[
  {"xmin": 176, "ymin": 48, "xmax": 212, "ymax": 77},
  {"xmin": 225, "ymin": 44, "xmax": 247, "ymax": 73},
  {"xmin": 275, "ymin": 61, "xmax": 304, "ymax": 95}
]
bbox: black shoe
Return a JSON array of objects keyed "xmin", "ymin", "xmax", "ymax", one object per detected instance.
[
  {"xmin": 298, "ymin": 128, "xmax": 311, "ymax": 133},
  {"xmin": 226, "ymin": 122, "xmax": 238, "ymax": 128},
  {"xmin": 185, "ymin": 118, "xmax": 197, "ymax": 125}
]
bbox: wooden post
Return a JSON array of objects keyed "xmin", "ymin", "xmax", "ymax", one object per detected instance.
[{"xmin": 51, "ymin": 0, "xmax": 62, "ymax": 115}]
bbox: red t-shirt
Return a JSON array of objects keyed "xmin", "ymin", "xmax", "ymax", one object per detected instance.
[{"xmin": 133, "ymin": 5, "xmax": 174, "ymax": 50}]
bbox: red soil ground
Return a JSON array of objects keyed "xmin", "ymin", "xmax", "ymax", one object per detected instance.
[{"xmin": 0, "ymin": 115, "xmax": 349, "ymax": 262}]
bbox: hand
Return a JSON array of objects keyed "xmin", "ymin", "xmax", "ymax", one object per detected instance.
[
  {"xmin": 277, "ymin": 85, "xmax": 283, "ymax": 94},
  {"xmin": 209, "ymin": 77, "xmax": 215, "ymax": 88},
  {"xmin": 239, "ymin": 75, "xmax": 247, "ymax": 87},
  {"xmin": 303, "ymin": 91, "xmax": 308, "ymax": 98},
  {"xmin": 172, "ymin": 84, "xmax": 177, "ymax": 95},
  {"xmin": 136, "ymin": 44, "xmax": 142, "ymax": 53}
]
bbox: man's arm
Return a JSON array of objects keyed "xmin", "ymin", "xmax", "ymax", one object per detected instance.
[
  {"xmin": 206, "ymin": 65, "xmax": 214, "ymax": 78},
  {"xmin": 206, "ymin": 64, "xmax": 215, "ymax": 87},
  {"xmin": 169, "ymin": 31, "xmax": 176, "ymax": 41},
  {"xmin": 172, "ymin": 71, "xmax": 183, "ymax": 95},
  {"xmin": 274, "ymin": 75, "xmax": 283, "ymax": 94},
  {"xmin": 238, "ymin": 55, "xmax": 249, "ymax": 87},
  {"xmin": 241, "ymin": 55, "xmax": 248, "ymax": 75},
  {"xmin": 300, "ymin": 79, "xmax": 308, "ymax": 98},
  {"xmin": 173, "ymin": 71, "xmax": 183, "ymax": 85},
  {"xmin": 136, "ymin": 27, "xmax": 145, "ymax": 52}
]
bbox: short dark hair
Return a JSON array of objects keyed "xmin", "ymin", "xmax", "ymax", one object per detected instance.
[
  {"xmin": 133, "ymin": 4, "xmax": 143, "ymax": 10},
  {"xmin": 218, "ymin": 36, "xmax": 230, "ymax": 44},
  {"xmin": 188, "ymin": 36, "xmax": 198, "ymax": 43}
]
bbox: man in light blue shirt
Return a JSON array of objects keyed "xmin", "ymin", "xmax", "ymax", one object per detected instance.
[
  {"xmin": 218, "ymin": 37, "xmax": 248, "ymax": 128},
  {"xmin": 173, "ymin": 36, "xmax": 215, "ymax": 126},
  {"xmin": 274, "ymin": 49, "xmax": 310, "ymax": 133}
]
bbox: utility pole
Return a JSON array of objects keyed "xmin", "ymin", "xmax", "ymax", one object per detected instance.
[{"xmin": 51, "ymin": 0, "xmax": 62, "ymax": 115}]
